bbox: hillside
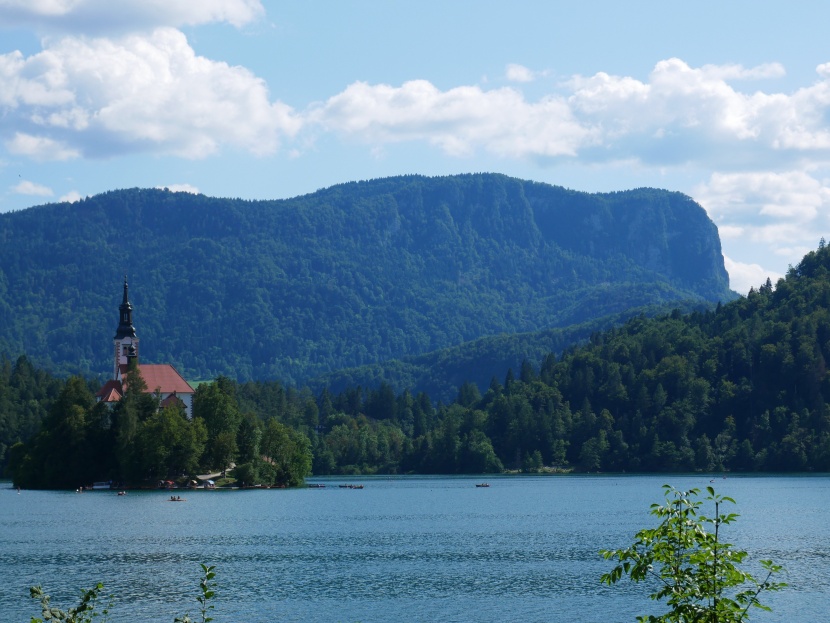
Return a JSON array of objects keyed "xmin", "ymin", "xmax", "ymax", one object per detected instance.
[
  {"xmin": 298, "ymin": 243, "xmax": 830, "ymax": 474},
  {"xmin": 309, "ymin": 298, "xmax": 714, "ymax": 403},
  {"xmin": 0, "ymin": 173, "xmax": 734, "ymax": 384},
  {"xmin": 7, "ymin": 244, "xmax": 830, "ymax": 481}
]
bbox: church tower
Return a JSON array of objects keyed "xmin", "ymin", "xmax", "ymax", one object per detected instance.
[{"xmin": 113, "ymin": 277, "xmax": 139, "ymax": 378}]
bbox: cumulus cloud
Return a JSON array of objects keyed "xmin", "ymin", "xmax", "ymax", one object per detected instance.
[
  {"xmin": 159, "ymin": 183, "xmax": 200, "ymax": 194},
  {"xmin": 310, "ymin": 79, "xmax": 592, "ymax": 158},
  {"xmin": 724, "ymin": 255, "xmax": 783, "ymax": 295},
  {"xmin": 506, "ymin": 63, "xmax": 539, "ymax": 83},
  {"xmin": 5, "ymin": 132, "xmax": 80, "ymax": 160},
  {"xmin": 695, "ymin": 171, "xmax": 830, "ymax": 223},
  {"xmin": 696, "ymin": 170, "xmax": 830, "ymax": 284},
  {"xmin": 0, "ymin": 0, "xmax": 264, "ymax": 33},
  {"xmin": 305, "ymin": 58, "xmax": 830, "ymax": 170},
  {"xmin": 0, "ymin": 28, "xmax": 300, "ymax": 159},
  {"xmin": 59, "ymin": 190, "xmax": 81, "ymax": 202},
  {"xmin": 12, "ymin": 179, "xmax": 52, "ymax": 195}
]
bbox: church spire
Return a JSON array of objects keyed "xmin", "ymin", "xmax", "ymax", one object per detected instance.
[
  {"xmin": 115, "ymin": 276, "xmax": 137, "ymax": 340},
  {"xmin": 113, "ymin": 276, "xmax": 139, "ymax": 379}
]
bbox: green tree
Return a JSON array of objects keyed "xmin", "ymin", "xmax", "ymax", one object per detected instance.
[
  {"xmin": 136, "ymin": 404, "xmax": 207, "ymax": 481},
  {"xmin": 211, "ymin": 430, "xmax": 238, "ymax": 478},
  {"xmin": 261, "ymin": 418, "xmax": 312, "ymax": 486},
  {"xmin": 194, "ymin": 379, "xmax": 242, "ymax": 473},
  {"xmin": 601, "ymin": 485, "xmax": 785, "ymax": 622}
]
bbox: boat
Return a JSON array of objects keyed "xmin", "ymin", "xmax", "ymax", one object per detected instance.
[
  {"xmin": 476, "ymin": 483, "xmax": 490, "ymax": 488},
  {"xmin": 168, "ymin": 495, "xmax": 186, "ymax": 502}
]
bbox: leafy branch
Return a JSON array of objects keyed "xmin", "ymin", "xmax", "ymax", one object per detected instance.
[
  {"xmin": 600, "ymin": 485, "xmax": 786, "ymax": 622},
  {"xmin": 175, "ymin": 564, "xmax": 217, "ymax": 623},
  {"xmin": 29, "ymin": 583, "xmax": 112, "ymax": 623}
]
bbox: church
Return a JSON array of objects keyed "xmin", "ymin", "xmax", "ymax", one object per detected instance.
[{"xmin": 95, "ymin": 279, "xmax": 195, "ymax": 417}]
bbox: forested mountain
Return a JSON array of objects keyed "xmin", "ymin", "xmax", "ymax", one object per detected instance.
[
  {"xmin": 298, "ymin": 243, "xmax": 830, "ymax": 474},
  {"xmin": 7, "ymin": 244, "xmax": 830, "ymax": 484},
  {"xmin": 0, "ymin": 174, "xmax": 733, "ymax": 384}
]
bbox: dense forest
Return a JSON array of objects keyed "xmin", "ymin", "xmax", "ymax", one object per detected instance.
[
  {"xmin": 309, "ymin": 297, "xmax": 714, "ymax": 402},
  {"xmin": 6, "ymin": 243, "xmax": 830, "ymax": 486},
  {"xmin": 0, "ymin": 174, "xmax": 734, "ymax": 385},
  {"xmin": 7, "ymin": 362, "xmax": 312, "ymax": 489}
]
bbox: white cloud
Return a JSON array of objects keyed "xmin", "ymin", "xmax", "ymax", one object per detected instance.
[
  {"xmin": 0, "ymin": 0, "xmax": 264, "ymax": 33},
  {"xmin": 159, "ymin": 183, "xmax": 200, "ymax": 194},
  {"xmin": 506, "ymin": 63, "xmax": 537, "ymax": 83},
  {"xmin": 700, "ymin": 62, "xmax": 786, "ymax": 81},
  {"xmin": 695, "ymin": 171, "xmax": 830, "ymax": 223},
  {"xmin": 12, "ymin": 179, "xmax": 52, "ymax": 195},
  {"xmin": 724, "ymin": 255, "xmax": 783, "ymax": 295},
  {"xmin": 311, "ymin": 79, "xmax": 592, "ymax": 158},
  {"xmin": 0, "ymin": 28, "xmax": 300, "ymax": 159},
  {"xmin": 717, "ymin": 224, "xmax": 744, "ymax": 239},
  {"xmin": 6, "ymin": 132, "xmax": 80, "ymax": 160},
  {"xmin": 59, "ymin": 189, "xmax": 81, "ymax": 202},
  {"xmin": 566, "ymin": 58, "xmax": 802, "ymax": 160},
  {"xmin": 304, "ymin": 58, "xmax": 830, "ymax": 170},
  {"xmin": 695, "ymin": 170, "xmax": 830, "ymax": 278}
]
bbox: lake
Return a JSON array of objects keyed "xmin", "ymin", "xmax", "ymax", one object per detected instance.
[{"xmin": 2, "ymin": 474, "xmax": 828, "ymax": 622}]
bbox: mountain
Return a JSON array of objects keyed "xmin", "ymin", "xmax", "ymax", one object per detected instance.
[
  {"xmin": 7, "ymin": 245, "xmax": 829, "ymax": 481},
  {"xmin": 0, "ymin": 173, "xmax": 734, "ymax": 384}
]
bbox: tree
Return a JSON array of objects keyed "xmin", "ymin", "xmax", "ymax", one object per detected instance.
[
  {"xmin": 211, "ymin": 430, "xmax": 238, "ymax": 478},
  {"xmin": 261, "ymin": 418, "xmax": 312, "ymax": 486},
  {"xmin": 137, "ymin": 404, "xmax": 207, "ymax": 481},
  {"xmin": 601, "ymin": 485, "xmax": 785, "ymax": 622},
  {"xmin": 194, "ymin": 379, "xmax": 242, "ymax": 474}
]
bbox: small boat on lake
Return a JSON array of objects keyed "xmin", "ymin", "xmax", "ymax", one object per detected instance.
[{"xmin": 476, "ymin": 483, "xmax": 490, "ymax": 488}]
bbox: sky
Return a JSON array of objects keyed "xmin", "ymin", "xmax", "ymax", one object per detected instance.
[{"xmin": 1, "ymin": 1, "xmax": 829, "ymax": 295}]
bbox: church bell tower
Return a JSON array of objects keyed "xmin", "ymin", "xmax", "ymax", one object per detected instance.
[{"xmin": 113, "ymin": 277, "xmax": 139, "ymax": 378}]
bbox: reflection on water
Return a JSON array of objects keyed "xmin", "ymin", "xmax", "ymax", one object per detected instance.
[{"xmin": 1, "ymin": 474, "xmax": 828, "ymax": 622}]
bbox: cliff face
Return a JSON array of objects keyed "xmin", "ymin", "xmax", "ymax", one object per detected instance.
[
  {"xmin": 524, "ymin": 183, "xmax": 730, "ymax": 299},
  {"xmin": 0, "ymin": 173, "xmax": 734, "ymax": 383}
]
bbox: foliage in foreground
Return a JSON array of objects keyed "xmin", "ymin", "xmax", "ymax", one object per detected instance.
[
  {"xmin": 28, "ymin": 582, "xmax": 112, "ymax": 623},
  {"xmin": 29, "ymin": 565, "xmax": 216, "ymax": 623},
  {"xmin": 174, "ymin": 564, "xmax": 216, "ymax": 623},
  {"xmin": 601, "ymin": 485, "xmax": 785, "ymax": 622}
]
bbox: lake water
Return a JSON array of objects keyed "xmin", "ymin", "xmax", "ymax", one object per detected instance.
[{"xmin": 1, "ymin": 474, "xmax": 828, "ymax": 622}]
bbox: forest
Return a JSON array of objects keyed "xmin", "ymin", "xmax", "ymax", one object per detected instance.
[
  {"xmin": 0, "ymin": 174, "xmax": 734, "ymax": 386},
  {"xmin": 5, "ymin": 242, "xmax": 830, "ymax": 487}
]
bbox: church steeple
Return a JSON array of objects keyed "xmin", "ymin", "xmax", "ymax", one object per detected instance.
[
  {"xmin": 115, "ymin": 277, "xmax": 137, "ymax": 340},
  {"xmin": 113, "ymin": 277, "xmax": 139, "ymax": 378}
]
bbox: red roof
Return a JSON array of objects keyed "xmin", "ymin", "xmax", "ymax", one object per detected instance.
[
  {"xmin": 96, "ymin": 379, "xmax": 124, "ymax": 402},
  {"xmin": 119, "ymin": 363, "xmax": 193, "ymax": 395},
  {"xmin": 135, "ymin": 364, "xmax": 193, "ymax": 395}
]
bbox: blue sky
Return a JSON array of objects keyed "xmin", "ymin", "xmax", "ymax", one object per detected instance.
[{"xmin": 1, "ymin": 1, "xmax": 829, "ymax": 295}]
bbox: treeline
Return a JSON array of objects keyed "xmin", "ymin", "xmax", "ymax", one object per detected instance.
[
  {"xmin": 7, "ymin": 243, "xmax": 830, "ymax": 486},
  {"xmin": 0, "ymin": 355, "xmax": 63, "ymax": 472}
]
